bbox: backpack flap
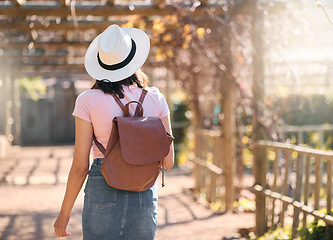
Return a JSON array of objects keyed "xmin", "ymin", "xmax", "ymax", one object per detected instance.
[{"xmin": 117, "ymin": 116, "xmax": 171, "ymax": 165}]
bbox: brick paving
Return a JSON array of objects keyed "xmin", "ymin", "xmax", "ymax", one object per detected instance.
[{"xmin": 0, "ymin": 146, "xmax": 254, "ymax": 240}]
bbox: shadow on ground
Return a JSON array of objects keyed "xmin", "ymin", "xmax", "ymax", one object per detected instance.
[{"xmin": 0, "ymin": 146, "xmax": 254, "ymax": 240}]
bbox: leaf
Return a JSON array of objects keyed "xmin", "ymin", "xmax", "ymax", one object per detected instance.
[
  {"xmin": 153, "ymin": 18, "xmax": 166, "ymax": 35},
  {"xmin": 163, "ymin": 33, "xmax": 172, "ymax": 42},
  {"xmin": 182, "ymin": 24, "xmax": 191, "ymax": 38},
  {"xmin": 155, "ymin": 48, "xmax": 166, "ymax": 62},
  {"xmin": 196, "ymin": 27, "xmax": 205, "ymax": 39},
  {"xmin": 166, "ymin": 49, "xmax": 174, "ymax": 58}
]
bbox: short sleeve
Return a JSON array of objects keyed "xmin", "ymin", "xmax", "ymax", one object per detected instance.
[
  {"xmin": 158, "ymin": 92, "xmax": 170, "ymax": 118},
  {"xmin": 72, "ymin": 93, "xmax": 91, "ymax": 122}
]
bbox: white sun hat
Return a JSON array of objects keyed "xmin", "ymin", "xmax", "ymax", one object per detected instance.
[{"xmin": 84, "ymin": 24, "xmax": 150, "ymax": 82}]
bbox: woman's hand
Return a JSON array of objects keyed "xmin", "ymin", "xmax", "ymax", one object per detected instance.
[{"xmin": 54, "ymin": 213, "xmax": 71, "ymax": 237}]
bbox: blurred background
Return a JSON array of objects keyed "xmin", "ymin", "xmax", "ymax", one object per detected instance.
[{"xmin": 1, "ymin": 0, "xmax": 333, "ymax": 239}]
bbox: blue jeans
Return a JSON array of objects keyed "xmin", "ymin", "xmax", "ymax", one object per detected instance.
[{"xmin": 82, "ymin": 158, "xmax": 158, "ymax": 240}]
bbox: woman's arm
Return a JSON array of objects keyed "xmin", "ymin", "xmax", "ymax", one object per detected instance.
[
  {"xmin": 54, "ymin": 117, "xmax": 93, "ymax": 237},
  {"xmin": 161, "ymin": 115, "xmax": 174, "ymax": 170}
]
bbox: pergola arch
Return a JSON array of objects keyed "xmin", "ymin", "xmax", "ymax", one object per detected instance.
[
  {"xmin": 0, "ymin": 0, "xmax": 263, "ymax": 215},
  {"xmin": 0, "ymin": 0, "xmax": 253, "ymax": 77}
]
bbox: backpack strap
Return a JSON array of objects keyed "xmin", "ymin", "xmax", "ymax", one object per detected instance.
[
  {"xmin": 112, "ymin": 94, "xmax": 125, "ymax": 112},
  {"xmin": 93, "ymin": 93, "xmax": 124, "ymax": 153},
  {"xmin": 134, "ymin": 88, "xmax": 148, "ymax": 117},
  {"xmin": 93, "ymin": 134, "xmax": 106, "ymax": 154},
  {"xmin": 112, "ymin": 88, "xmax": 147, "ymax": 117}
]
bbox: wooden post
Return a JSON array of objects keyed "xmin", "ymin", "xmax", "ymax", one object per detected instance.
[
  {"xmin": 302, "ymin": 155, "xmax": 311, "ymax": 229},
  {"xmin": 222, "ymin": 78, "xmax": 236, "ymax": 212},
  {"xmin": 280, "ymin": 150, "xmax": 291, "ymax": 227},
  {"xmin": 235, "ymin": 124, "xmax": 245, "ymax": 201},
  {"xmin": 251, "ymin": 0, "xmax": 267, "ymax": 235},
  {"xmin": 198, "ymin": 133, "xmax": 206, "ymax": 193},
  {"xmin": 326, "ymin": 159, "xmax": 332, "ymax": 239},
  {"xmin": 253, "ymin": 144, "xmax": 267, "ymax": 235},
  {"xmin": 291, "ymin": 154, "xmax": 305, "ymax": 238},
  {"xmin": 215, "ymin": 136, "xmax": 224, "ymax": 203},
  {"xmin": 198, "ymin": 135, "xmax": 206, "ymax": 192},
  {"xmin": 327, "ymin": 159, "xmax": 332, "ymax": 216},
  {"xmin": 270, "ymin": 149, "xmax": 279, "ymax": 230},
  {"xmin": 193, "ymin": 132, "xmax": 202, "ymax": 192},
  {"xmin": 314, "ymin": 157, "xmax": 322, "ymax": 211}
]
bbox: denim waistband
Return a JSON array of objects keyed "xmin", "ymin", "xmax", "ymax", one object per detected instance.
[{"xmin": 92, "ymin": 158, "xmax": 103, "ymax": 165}]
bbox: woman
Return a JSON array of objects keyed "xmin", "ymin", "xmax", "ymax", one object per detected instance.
[{"xmin": 54, "ymin": 24, "xmax": 174, "ymax": 239}]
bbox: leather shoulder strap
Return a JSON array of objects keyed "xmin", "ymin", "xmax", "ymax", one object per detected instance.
[
  {"xmin": 112, "ymin": 94, "xmax": 125, "ymax": 111},
  {"xmin": 139, "ymin": 88, "xmax": 148, "ymax": 104},
  {"xmin": 134, "ymin": 88, "xmax": 148, "ymax": 117},
  {"xmin": 93, "ymin": 134, "xmax": 106, "ymax": 155}
]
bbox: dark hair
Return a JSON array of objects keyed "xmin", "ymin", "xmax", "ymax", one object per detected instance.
[{"xmin": 91, "ymin": 69, "xmax": 149, "ymax": 98}]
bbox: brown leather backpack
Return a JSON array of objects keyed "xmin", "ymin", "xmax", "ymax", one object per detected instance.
[{"xmin": 93, "ymin": 88, "xmax": 174, "ymax": 192}]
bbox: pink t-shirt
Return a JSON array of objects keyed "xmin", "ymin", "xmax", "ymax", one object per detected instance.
[{"xmin": 72, "ymin": 85, "xmax": 170, "ymax": 159}]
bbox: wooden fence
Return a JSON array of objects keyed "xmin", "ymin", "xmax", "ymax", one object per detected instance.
[
  {"xmin": 252, "ymin": 140, "xmax": 333, "ymax": 238},
  {"xmin": 189, "ymin": 128, "xmax": 225, "ymax": 205},
  {"xmin": 189, "ymin": 124, "xmax": 333, "ymax": 236}
]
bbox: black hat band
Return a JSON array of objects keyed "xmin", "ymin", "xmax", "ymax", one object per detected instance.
[{"xmin": 97, "ymin": 39, "xmax": 136, "ymax": 71}]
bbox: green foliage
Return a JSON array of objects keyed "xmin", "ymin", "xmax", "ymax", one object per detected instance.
[
  {"xmin": 234, "ymin": 198, "xmax": 255, "ymax": 212},
  {"xmin": 268, "ymin": 94, "xmax": 333, "ymax": 150},
  {"xmin": 248, "ymin": 227, "xmax": 292, "ymax": 240},
  {"xmin": 274, "ymin": 95, "xmax": 333, "ymax": 126},
  {"xmin": 299, "ymin": 214, "xmax": 333, "ymax": 240},
  {"xmin": 172, "ymin": 101, "xmax": 190, "ymax": 165},
  {"xmin": 248, "ymin": 213, "xmax": 333, "ymax": 240},
  {"xmin": 19, "ymin": 77, "xmax": 47, "ymax": 101}
]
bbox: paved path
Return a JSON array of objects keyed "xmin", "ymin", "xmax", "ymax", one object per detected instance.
[{"xmin": 0, "ymin": 146, "xmax": 254, "ymax": 240}]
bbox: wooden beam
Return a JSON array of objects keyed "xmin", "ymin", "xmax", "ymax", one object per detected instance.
[
  {"xmin": 21, "ymin": 63, "xmax": 84, "ymax": 70},
  {"xmin": 0, "ymin": 3, "xmax": 231, "ymax": 17},
  {"xmin": 17, "ymin": 60, "xmax": 84, "ymax": 67},
  {"xmin": 0, "ymin": 54, "xmax": 80, "ymax": 60},
  {"xmin": 17, "ymin": 64, "xmax": 86, "ymax": 77},
  {"xmin": 21, "ymin": 70, "xmax": 87, "ymax": 77},
  {"xmin": 18, "ymin": 67, "xmax": 88, "ymax": 72},
  {"xmin": 0, "ymin": 41, "xmax": 90, "ymax": 50},
  {"xmin": 0, "ymin": 20, "xmax": 137, "ymax": 31}
]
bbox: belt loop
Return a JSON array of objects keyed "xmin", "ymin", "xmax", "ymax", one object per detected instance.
[{"xmin": 93, "ymin": 158, "xmax": 104, "ymax": 165}]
